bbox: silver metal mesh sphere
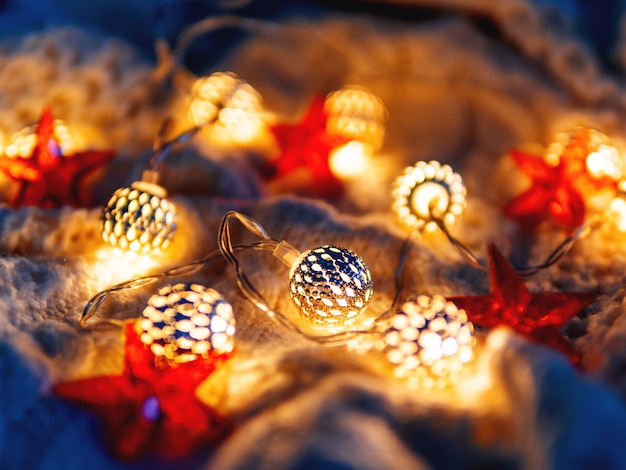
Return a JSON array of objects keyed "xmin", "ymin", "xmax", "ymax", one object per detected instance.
[
  {"xmin": 137, "ymin": 283, "xmax": 236, "ymax": 363},
  {"xmin": 100, "ymin": 181, "xmax": 177, "ymax": 255},
  {"xmin": 384, "ymin": 294, "xmax": 475, "ymax": 387},
  {"xmin": 289, "ymin": 245, "xmax": 373, "ymax": 326}
]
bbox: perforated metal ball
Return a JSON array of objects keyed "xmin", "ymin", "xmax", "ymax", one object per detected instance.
[
  {"xmin": 392, "ymin": 160, "xmax": 466, "ymax": 233},
  {"xmin": 324, "ymin": 85, "xmax": 387, "ymax": 152},
  {"xmin": 137, "ymin": 283, "xmax": 236, "ymax": 363},
  {"xmin": 289, "ymin": 245, "xmax": 373, "ymax": 326},
  {"xmin": 101, "ymin": 181, "xmax": 177, "ymax": 255},
  {"xmin": 545, "ymin": 127, "xmax": 622, "ymax": 181},
  {"xmin": 384, "ymin": 295, "xmax": 475, "ymax": 387},
  {"xmin": 187, "ymin": 72, "xmax": 263, "ymax": 143}
]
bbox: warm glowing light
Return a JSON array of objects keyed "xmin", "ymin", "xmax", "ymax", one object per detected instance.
[
  {"xmin": 609, "ymin": 180, "xmax": 626, "ymax": 231},
  {"xmin": 4, "ymin": 119, "xmax": 84, "ymax": 159},
  {"xmin": 392, "ymin": 160, "xmax": 466, "ymax": 233},
  {"xmin": 187, "ymin": 71, "xmax": 264, "ymax": 144},
  {"xmin": 137, "ymin": 283, "xmax": 236, "ymax": 363},
  {"xmin": 100, "ymin": 181, "xmax": 177, "ymax": 255},
  {"xmin": 328, "ymin": 141, "xmax": 372, "ymax": 178},
  {"xmin": 383, "ymin": 294, "xmax": 475, "ymax": 388},
  {"xmin": 546, "ymin": 128, "xmax": 623, "ymax": 181},
  {"xmin": 325, "ymin": 85, "xmax": 386, "ymax": 152},
  {"xmin": 289, "ymin": 245, "xmax": 373, "ymax": 326}
]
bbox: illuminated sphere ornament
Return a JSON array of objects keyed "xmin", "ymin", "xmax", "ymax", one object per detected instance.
[
  {"xmin": 545, "ymin": 127, "xmax": 623, "ymax": 181},
  {"xmin": 137, "ymin": 283, "xmax": 236, "ymax": 363},
  {"xmin": 609, "ymin": 179, "xmax": 626, "ymax": 231},
  {"xmin": 392, "ymin": 160, "xmax": 466, "ymax": 233},
  {"xmin": 383, "ymin": 295, "xmax": 475, "ymax": 387},
  {"xmin": 4, "ymin": 118, "xmax": 82, "ymax": 159},
  {"xmin": 289, "ymin": 245, "xmax": 373, "ymax": 326},
  {"xmin": 325, "ymin": 85, "xmax": 387, "ymax": 151},
  {"xmin": 101, "ymin": 181, "xmax": 177, "ymax": 255},
  {"xmin": 187, "ymin": 71, "xmax": 263, "ymax": 143}
]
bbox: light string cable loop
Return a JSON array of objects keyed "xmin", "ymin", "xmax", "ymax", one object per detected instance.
[
  {"xmin": 80, "ymin": 242, "xmax": 275, "ymax": 329},
  {"xmin": 170, "ymin": 14, "xmax": 361, "ymax": 90},
  {"xmin": 146, "ymin": 111, "xmax": 220, "ymax": 174},
  {"xmin": 372, "ymin": 228, "xmax": 422, "ymax": 323},
  {"xmin": 430, "ymin": 205, "xmax": 604, "ymax": 276},
  {"xmin": 218, "ymin": 210, "xmax": 380, "ymax": 345}
]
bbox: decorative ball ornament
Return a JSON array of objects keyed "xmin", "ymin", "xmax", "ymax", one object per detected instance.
[
  {"xmin": 289, "ymin": 245, "xmax": 373, "ymax": 326},
  {"xmin": 3, "ymin": 117, "xmax": 83, "ymax": 159},
  {"xmin": 392, "ymin": 160, "xmax": 466, "ymax": 233},
  {"xmin": 324, "ymin": 85, "xmax": 387, "ymax": 152},
  {"xmin": 137, "ymin": 283, "xmax": 236, "ymax": 363},
  {"xmin": 383, "ymin": 294, "xmax": 475, "ymax": 387},
  {"xmin": 187, "ymin": 71, "xmax": 263, "ymax": 143},
  {"xmin": 100, "ymin": 181, "xmax": 177, "ymax": 255},
  {"xmin": 609, "ymin": 179, "xmax": 626, "ymax": 231},
  {"xmin": 545, "ymin": 127, "xmax": 623, "ymax": 181}
]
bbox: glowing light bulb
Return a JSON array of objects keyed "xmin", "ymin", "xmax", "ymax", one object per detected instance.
[
  {"xmin": 4, "ymin": 118, "xmax": 84, "ymax": 159},
  {"xmin": 328, "ymin": 141, "xmax": 372, "ymax": 178},
  {"xmin": 392, "ymin": 160, "xmax": 466, "ymax": 233},
  {"xmin": 383, "ymin": 294, "xmax": 475, "ymax": 388},
  {"xmin": 325, "ymin": 85, "xmax": 387, "ymax": 153},
  {"xmin": 545, "ymin": 128, "xmax": 623, "ymax": 181},
  {"xmin": 137, "ymin": 283, "xmax": 236, "ymax": 363},
  {"xmin": 289, "ymin": 245, "xmax": 373, "ymax": 326},
  {"xmin": 187, "ymin": 71, "xmax": 264, "ymax": 144},
  {"xmin": 100, "ymin": 181, "xmax": 177, "ymax": 255},
  {"xmin": 609, "ymin": 180, "xmax": 626, "ymax": 231}
]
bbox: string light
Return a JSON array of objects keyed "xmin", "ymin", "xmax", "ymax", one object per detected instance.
[
  {"xmin": 382, "ymin": 294, "xmax": 475, "ymax": 388},
  {"xmin": 392, "ymin": 160, "xmax": 466, "ymax": 233},
  {"xmin": 137, "ymin": 283, "xmax": 236, "ymax": 363},
  {"xmin": 187, "ymin": 71, "xmax": 264, "ymax": 144},
  {"xmin": 3, "ymin": 117, "xmax": 84, "ymax": 159},
  {"xmin": 325, "ymin": 85, "xmax": 386, "ymax": 178},
  {"xmin": 609, "ymin": 179, "xmax": 626, "ymax": 231},
  {"xmin": 100, "ymin": 178, "xmax": 177, "ymax": 255},
  {"xmin": 289, "ymin": 245, "xmax": 373, "ymax": 326},
  {"xmin": 545, "ymin": 127, "xmax": 623, "ymax": 181}
]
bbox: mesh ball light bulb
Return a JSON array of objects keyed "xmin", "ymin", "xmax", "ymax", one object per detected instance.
[
  {"xmin": 288, "ymin": 245, "xmax": 373, "ymax": 326},
  {"xmin": 137, "ymin": 283, "xmax": 236, "ymax": 363},
  {"xmin": 383, "ymin": 294, "xmax": 475, "ymax": 387},
  {"xmin": 392, "ymin": 160, "xmax": 466, "ymax": 233},
  {"xmin": 100, "ymin": 180, "xmax": 177, "ymax": 255},
  {"xmin": 545, "ymin": 127, "xmax": 623, "ymax": 181},
  {"xmin": 187, "ymin": 71, "xmax": 263, "ymax": 143}
]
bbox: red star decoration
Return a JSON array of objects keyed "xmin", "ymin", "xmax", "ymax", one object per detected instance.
[
  {"xmin": 54, "ymin": 323, "xmax": 232, "ymax": 461},
  {"xmin": 264, "ymin": 96, "xmax": 349, "ymax": 198},
  {"xmin": 0, "ymin": 107, "xmax": 114, "ymax": 209},
  {"xmin": 448, "ymin": 244, "xmax": 597, "ymax": 367},
  {"xmin": 503, "ymin": 129, "xmax": 617, "ymax": 229}
]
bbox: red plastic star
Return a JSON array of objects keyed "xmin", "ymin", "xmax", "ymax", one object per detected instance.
[
  {"xmin": 54, "ymin": 323, "xmax": 232, "ymax": 461},
  {"xmin": 264, "ymin": 96, "xmax": 349, "ymax": 198},
  {"xmin": 0, "ymin": 107, "xmax": 114, "ymax": 209},
  {"xmin": 448, "ymin": 244, "xmax": 597, "ymax": 367},
  {"xmin": 504, "ymin": 130, "xmax": 617, "ymax": 229}
]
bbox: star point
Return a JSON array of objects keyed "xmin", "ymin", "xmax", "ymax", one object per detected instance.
[
  {"xmin": 0, "ymin": 108, "xmax": 114, "ymax": 209},
  {"xmin": 448, "ymin": 244, "xmax": 597, "ymax": 367},
  {"xmin": 263, "ymin": 96, "xmax": 348, "ymax": 198},
  {"xmin": 54, "ymin": 323, "xmax": 232, "ymax": 461}
]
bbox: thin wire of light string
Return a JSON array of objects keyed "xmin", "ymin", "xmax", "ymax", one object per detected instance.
[
  {"xmin": 170, "ymin": 15, "xmax": 361, "ymax": 91},
  {"xmin": 147, "ymin": 113, "xmax": 219, "ymax": 171},
  {"xmin": 372, "ymin": 229, "xmax": 421, "ymax": 323},
  {"xmin": 79, "ymin": 242, "xmax": 274, "ymax": 329},
  {"xmin": 218, "ymin": 211, "xmax": 382, "ymax": 345},
  {"xmin": 430, "ymin": 209, "xmax": 603, "ymax": 277}
]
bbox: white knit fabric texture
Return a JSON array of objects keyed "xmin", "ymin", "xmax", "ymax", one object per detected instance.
[{"xmin": 2, "ymin": 1, "xmax": 626, "ymax": 468}]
